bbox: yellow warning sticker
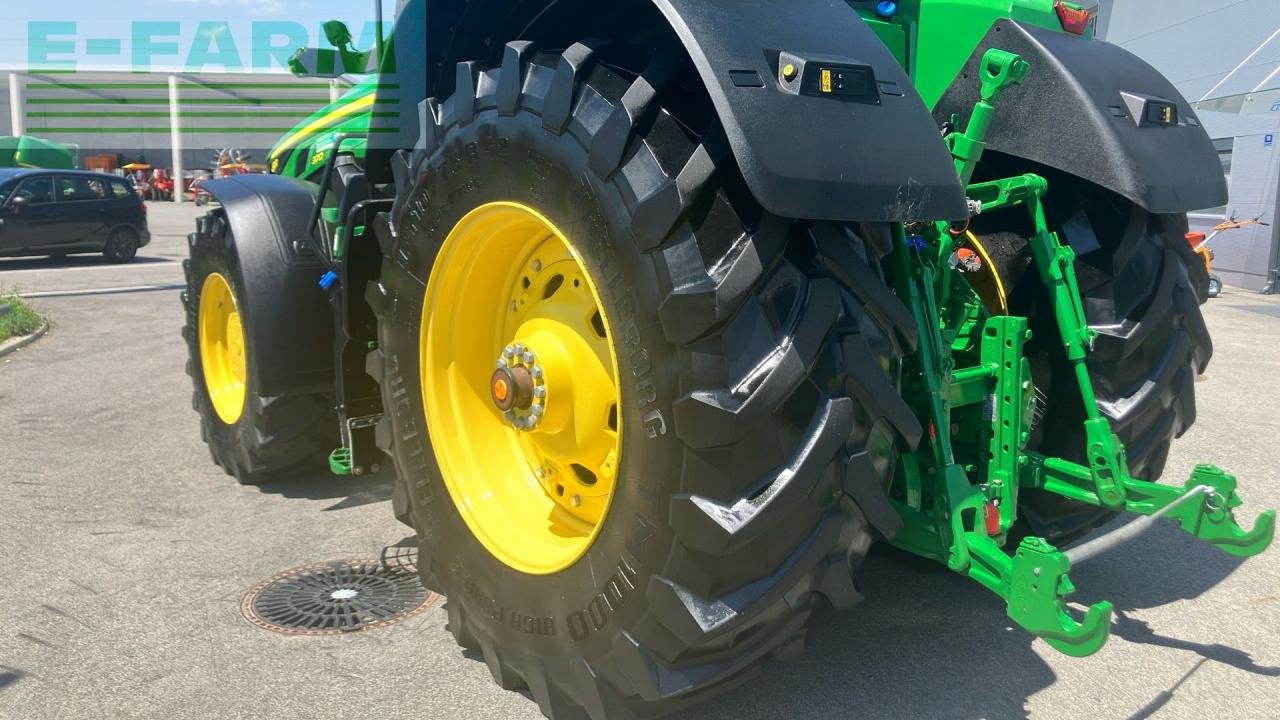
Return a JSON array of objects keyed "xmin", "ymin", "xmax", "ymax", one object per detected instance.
[{"xmin": 821, "ymin": 69, "xmax": 833, "ymax": 94}]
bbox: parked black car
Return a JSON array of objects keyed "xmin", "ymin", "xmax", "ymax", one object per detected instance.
[{"xmin": 0, "ymin": 168, "xmax": 151, "ymax": 263}]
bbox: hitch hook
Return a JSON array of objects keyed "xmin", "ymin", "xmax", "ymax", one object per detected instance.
[
  {"xmin": 1007, "ymin": 537, "xmax": 1113, "ymax": 657},
  {"xmin": 1181, "ymin": 466, "xmax": 1276, "ymax": 558}
]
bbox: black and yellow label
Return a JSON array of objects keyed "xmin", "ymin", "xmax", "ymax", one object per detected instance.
[{"xmin": 821, "ymin": 69, "xmax": 833, "ymax": 94}]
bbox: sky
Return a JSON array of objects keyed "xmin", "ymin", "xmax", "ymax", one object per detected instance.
[{"xmin": 0, "ymin": 0, "xmax": 399, "ymax": 73}]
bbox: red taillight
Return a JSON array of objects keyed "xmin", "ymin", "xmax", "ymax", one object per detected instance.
[{"xmin": 1055, "ymin": 1, "xmax": 1095, "ymax": 35}]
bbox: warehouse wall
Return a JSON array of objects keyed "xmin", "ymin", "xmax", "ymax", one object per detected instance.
[
  {"xmin": 1097, "ymin": 0, "xmax": 1280, "ymax": 292},
  {"xmin": 2, "ymin": 70, "xmax": 345, "ymax": 174},
  {"xmin": 1194, "ymin": 112, "xmax": 1280, "ymax": 291}
]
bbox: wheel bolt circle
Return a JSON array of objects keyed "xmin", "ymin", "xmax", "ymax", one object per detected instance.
[{"xmin": 494, "ymin": 342, "xmax": 547, "ymax": 431}]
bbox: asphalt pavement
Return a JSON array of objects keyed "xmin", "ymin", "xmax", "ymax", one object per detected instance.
[{"xmin": 1, "ymin": 202, "xmax": 1277, "ymax": 720}]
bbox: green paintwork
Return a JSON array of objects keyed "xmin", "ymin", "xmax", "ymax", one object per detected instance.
[
  {"xmin": 0, "ymin": 135, "xmax": 77, "ymax": 169},
  {"xmin": 855, "ymin": 0, "xmax": 1088, "ymax": 108},
  {"xmin": 268, "ymin": 15, "xmax": 401, "ymax": 180},
  {"xmin": 885, "ymin": 48, "xmax": 1275, "ymax": 656},
  {"xmin": 267, "ymin": 80, "xmax": 378, "ymax": 179},
  {"xmin": 329, "ymin": 447, "xmax": 353, "ymax": 476},
  {"xmin": 948, "ymin": 49, "xmax": 1029, "ymax": 182}
]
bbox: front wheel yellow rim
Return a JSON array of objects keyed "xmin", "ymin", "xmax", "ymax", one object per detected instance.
[
  {"xmin": 422, "ymin": 202, "xmax": 623, "ymax": 575},
  {"xmin": 199, "ymin": 272, "xmax": 248, "ymax": 425}
]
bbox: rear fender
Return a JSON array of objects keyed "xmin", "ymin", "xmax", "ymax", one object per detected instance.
[
  {"xmin": 372, "ymin": 0, "xmax": 969, "ymax": 221},
  {"xmin": 202, "ymin": 174, "xmax": 334, "ymax": 396},
  {"xmin": 647, "ymin": 0, "xmax": 967, "ymax": 221},
  {"xmin": 934, "ymin": 20, "xmax": 1228, "ymax": 214}
]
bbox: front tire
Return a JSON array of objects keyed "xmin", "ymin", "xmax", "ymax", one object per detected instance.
[
  {"xmin": 182, "ymin": 210, "xmax": 336, "ymax": 485},
  {"xmin": 369, "ymin": 44, "xmax": 918, "ymax": 719}
]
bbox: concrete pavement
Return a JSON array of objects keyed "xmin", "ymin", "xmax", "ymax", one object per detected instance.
[{"xmin": 1, "ymin": 203, "xmax": 1277, "ymax": 720}]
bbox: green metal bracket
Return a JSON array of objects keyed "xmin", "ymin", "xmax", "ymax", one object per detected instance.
[
  {"xmin": 911, "ymin": 494, "xmax": 1115, "ymax": 655},
  {"xmin": 1178, "ymin": 466, "xmax": 1276, "ymax": 556},
  {"xmin": 328, "ymin": 447, "xmax": 353, "ymax": 476},
  {"xmin": 989, "ymin": 169, "xmax": 1273, "ymax": 549},
  {"xmin": 890, "ymin": 224, "xmax": 954, "ymax": 470},
  {"xmin": 885, "ymin": 43, "xmax": 1273, "ymax": 661},
  {"xmin": 888, "ymin": 242, "xmax": 1115, "ymax": 654},
  {"xmin": 964, "ymin": 533, "xmax": 1113, "ymax": 657},
  {"xmin": 1025, "ymin": 458, "xmax": 1276, "ymax": 558},
  {"xmin": 981, "ymin": 316, "xmax": 1034, "ymax": 540},
  {"xmin": 947, "ymin": 48, "xmax": 1030, "ymax": 185},
  {"xmin": 1004, "ymin": 537, "xmax": 1113, "ymax": 656}
]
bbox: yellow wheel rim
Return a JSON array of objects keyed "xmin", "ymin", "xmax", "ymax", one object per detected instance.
[
  {"xmin": 422, "ymin": 202, "xmax": 623, "ymax": 575},
  {"xmin": 199, "ymin": 272, "xmax": 248, "ymax": 425}
]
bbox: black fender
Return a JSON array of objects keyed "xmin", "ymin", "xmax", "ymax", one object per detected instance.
[
  {"xmin": 202, "ymin": 174, "xmax": 335, "ymax": 396},
  {"xmin": 644, "ymin": 0, "xmax": 966, "ymax": 221},
  {"xmin": 372, "ymin": 0, "xmax": 968, "ymax": 221},
  {"xmin": 934, "ymin": 20, "xmax": 1228, "ymax": 214}
]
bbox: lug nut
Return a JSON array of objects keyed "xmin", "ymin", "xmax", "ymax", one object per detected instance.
[
  {"xmin": 534, "ymin": 386, "xmax": 546, "ymax": 399},
  {"xmin": 503, "ymin": 346, "xmax": 516, "ymax": 359},
  {"xmin": 535, "ymin": 467, "xmax": 545, "ymax": 479},
  {"xmin": 533, "ymin": 260, "xmax": 542, "ymax": 272},
  {"xmin": 571, "ymin": 495, "xmax": 582, "ymax": 508},
  {"xmin": 531, "ymin": 366, "xmax": 543, "ymax": 379}
]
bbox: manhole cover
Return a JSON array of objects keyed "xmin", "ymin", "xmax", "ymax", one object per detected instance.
[{"xmin": 241, "ymin": 559, "xmax": 439, "ymax": 635}]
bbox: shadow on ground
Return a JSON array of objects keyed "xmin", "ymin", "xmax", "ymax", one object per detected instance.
[
  {"xmin": 247, "ymin": 464, "xmax": 1272, "ymax": 719},
  {"xmin": 256, "ymin": 466, "xmax": 394, "ymax": 512},
  {"xmin": 664, "ymin": 518, "xmax": 1269, "ymax": 720},
  {"xmin": 0, "ymin": 255, "xmax": 170, "ymax": 272}
]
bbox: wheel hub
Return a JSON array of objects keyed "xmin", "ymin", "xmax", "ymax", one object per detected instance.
[
  {"xmin": 421, "ymin": 202, "xmax": 622, "ymax": 575},
  {"xmin": 492, "ymin": 343, "xmax": 546, "ymax": 430}
]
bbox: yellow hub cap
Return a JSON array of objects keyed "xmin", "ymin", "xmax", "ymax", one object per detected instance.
[
  {"xmin": 422, "ymin": 202, "xmax": 622, "ymax": 575},
  {"xmin": 198, "ymin": 272, "xmax": 248, "ymax": 425}
]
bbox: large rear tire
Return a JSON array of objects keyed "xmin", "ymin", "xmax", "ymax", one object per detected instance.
[
  {"xmin": 182, "ymin": 210, "xmax": 337, "ymax": 485},
  {"xmin": 368, "ymin": 44, "xmax": 918, "ymax": 719}
]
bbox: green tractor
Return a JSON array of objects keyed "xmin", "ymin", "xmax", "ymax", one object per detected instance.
[{"xmin": 182, "ymin": 1, "xmax": 1275, "ymax": 717}]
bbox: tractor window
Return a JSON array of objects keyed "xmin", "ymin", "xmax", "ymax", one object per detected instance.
[
  {"xmin": 59, "ymin": 176, "xmax": 107, "ymax": 202},
  {"xmin": 12, "ymin": 176, "xmax": 54, "ymax": 205}
]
